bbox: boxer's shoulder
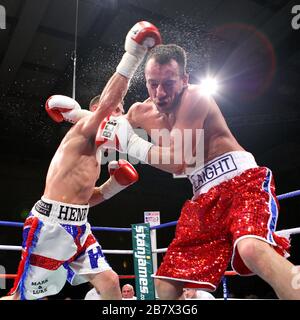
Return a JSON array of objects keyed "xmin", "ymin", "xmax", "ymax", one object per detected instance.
[
  {"xmin": 182, "ymin": 84, "xmax": 203, "ymax": 103},
  {"xmin": 126, "ymin": 100, "xmax": 154, "ymax": 127},
  {"xmin": 179, "ymin": 84, "xmax": 211, "ymax": 115},
  {"xmin": 129, "ymin": 99, "xmax": 153, "ymax": 112},
  {"xmin": 187, "ymin": 83, "xmax": 201, "ymax": 92}
]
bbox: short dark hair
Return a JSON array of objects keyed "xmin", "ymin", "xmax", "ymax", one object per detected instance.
[
  {"xmin": 146, "ymin": 44, "xmax": 187, "ymax": 76},
  {"xmin": 89, "ymin": 95, "xmax": 124, "ymax": 112},
  {"xmin": 89, "ymin": 94, "xmax": 125, "ymax": 113},
  {"xmin": 89, "ymin": 95, "xmax": 100, "ymax": 110}
]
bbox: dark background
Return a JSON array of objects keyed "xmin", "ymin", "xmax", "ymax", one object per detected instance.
[{"xmin": 0, "ymin": 0, "xmax": 299, "ymax": 299}]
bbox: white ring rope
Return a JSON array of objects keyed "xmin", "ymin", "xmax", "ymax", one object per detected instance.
[
  {"xmin": 1, "ymin": 226, "xmax": 299, "ymax": 254},
  {"xmin": 0, "ymin": 245, "xmax": 133, "ymax": 255},
  {"xmin": 275, "ymin": 227, "xmax": 300, "ymax": 236}
]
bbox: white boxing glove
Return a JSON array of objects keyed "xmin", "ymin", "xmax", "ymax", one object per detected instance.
[
  {"xmin": 116, "ymin": 21, "xmax": 162, "ymax": 79},
  {"xmin": 95, "ymin": 115, "xmax": 153, "ymax": 163},
  {"xmin": 45, "ymin": 95, "xmax": 91, "ymax": 124}
]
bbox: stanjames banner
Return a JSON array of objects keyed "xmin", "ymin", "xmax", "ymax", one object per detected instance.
[{"xmin": 131, "ymin": 223, "xmax": 155, "ymax": 300}]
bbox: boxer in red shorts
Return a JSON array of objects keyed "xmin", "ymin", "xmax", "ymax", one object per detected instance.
[
  {"xmin": 95, "ymin": 44, "xmax": 299, "ymax": 299},
  {"xmin": 155, "ymin": 153, "xmax": 288, "ymax": 291}
]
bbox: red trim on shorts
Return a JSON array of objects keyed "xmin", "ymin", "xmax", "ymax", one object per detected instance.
[
  {"xmin": 28, "ymin": 229, "xmax": 97, "ymax": 271},
  {"xmin": 9, "ymin": 217, "xmax": 39, "ymax": 295},
  {"xmin": 83, "ymin": 234, "xmax": 97, "ymax": 248},
  {"xmin": 24, "ymin": 216, "xmax": 34, "ymax": 228},
  {"xmin": 30, "ymin": 254, "xmax": 64, "ymax": 270}
]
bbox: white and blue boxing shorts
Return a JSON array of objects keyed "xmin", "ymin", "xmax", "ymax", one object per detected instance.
[{"xmin": 9, "ymin": 196, "xmax": 111, "ymax": 300}]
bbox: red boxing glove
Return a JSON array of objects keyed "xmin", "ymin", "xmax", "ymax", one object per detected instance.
[
  {"xmin": 45, "ymin": 95, "xmax": 91, "ymax": 123},
  {"xmin": 126, "ymin": 21, "xmax": 162, "ymax": 50},
  {"xmin": 98, "ymin": 160, "xmax": 138, "ymax": 200},
  {"xmin": 109, "ymin": 159, "xmax": 138, "ymax": 185},
  {"xmin": 116, "ymin": 21, "xmax": 162, "ymax": 79}
]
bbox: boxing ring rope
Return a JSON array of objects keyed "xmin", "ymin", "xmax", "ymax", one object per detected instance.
[
  {"xmin": 0, "ymin": 245, "xmax": 133, "ymax": 255},
  {"xmin": 0, "ymin": 274, "xmax": 136, "ymax": 280},
  {"xmin": 277, "ymin": 190, "xmax": 300, "ymax": 200},
  {"xmin": 0, "ymin": 189, "xmax": 299, "ymax": 299}
]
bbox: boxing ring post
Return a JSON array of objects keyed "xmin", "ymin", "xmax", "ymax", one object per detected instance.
[{"xmin": 150, "ymin": 229, "xmax": 158, "ymax": 273}]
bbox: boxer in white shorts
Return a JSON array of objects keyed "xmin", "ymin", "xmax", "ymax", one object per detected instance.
[
  {"xmin": 10, "ymin": 198, "xmax": 110, "ymax": 300},
  {"xmin": 1, "ymin": 21, "xmax": 161, "ymax": 300}
]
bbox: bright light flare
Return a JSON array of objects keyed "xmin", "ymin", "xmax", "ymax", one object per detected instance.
[{"xmin": 199, "ymin": 77, "xmax": 218, "ymax": 97}]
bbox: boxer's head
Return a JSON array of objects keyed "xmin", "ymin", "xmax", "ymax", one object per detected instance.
[
  {"xmin": 145, "ymin": 44, "xmax": 188, "ymax": 113},
  {"xmin": 89, "ymin": 95, "xmax": 125, "ymax": 116}
]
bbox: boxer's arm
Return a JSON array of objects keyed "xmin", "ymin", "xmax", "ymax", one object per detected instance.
[
  {"xmin": 81, "ymin": 73, "xmax": 129, "ymax": 136},
  {"xmin": 118, "ymin": 102, "xmax": 187, "ymax": 174},
  {"xmin": 121, "ymin": 93, "xmax": 202, "ymax": 174},
  {"xmin": 81, "ymin": 21, "xmax": 161, "ymax": 137},
  {"xmin": 95, "ymin": 112, "xmax": 188, "ymax": 175},
  {"xmin": 88, "ymin": 187, "xmax": 106, "ymax": 207},
  {"xmin": 89, "ymin": 160, "xmax": 138, "ymax": 207},
  {"xmin": 95, "ymin": 89, "xmax": 207, "ymax": 174}
]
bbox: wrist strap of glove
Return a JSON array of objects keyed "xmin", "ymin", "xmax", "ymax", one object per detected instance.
[
  {"xmin": 127, "ymin": 134, "xmax": 153, "ymax": 163},
  {"xmin": 116, "ymin": 52, "xmax": 145, "ymax": 79},
  {"xmin": 98, "ymin": 176, "xmax": 126, "ymax": 200},
  {"xmin": 62, "ymin": 109, "xmax": 91, "ymax": 124}
]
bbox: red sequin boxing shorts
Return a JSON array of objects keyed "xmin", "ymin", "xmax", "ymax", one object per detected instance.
[{"xmin": 154, "ymin": 167, "xmax": 290, "ymax": 291}]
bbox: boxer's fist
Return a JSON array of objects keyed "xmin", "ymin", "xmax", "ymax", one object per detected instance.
[
  {"xmin": 99, "ymin": 160, "xmax": 138, "ymax": 199},
  {"xmin": 45, "ymin": 95, "xmax": 91, "ymax": 124},
  {"xmin": 117, "ymin": 21, "xmax": 162, "ymax": 79},
  {"xmin": 95, "ymin": 116, "xmax": 134, "ymax": 153},
  {"xmin": 45, "ymin": 95, "xmax": 81, "ymax": 123},
  {"xmin": 95, "ymin": 115, "xmax": 153, "ymax": 163},
  {"xmin": 109, "ymin": 159, "xmax": 138, "ymax": 186},
  {"xmin": 125, "ymin": 21, "xmax": 162, "ymax": 59}
]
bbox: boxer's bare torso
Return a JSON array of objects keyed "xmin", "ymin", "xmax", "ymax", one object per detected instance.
[
  {"xmin": 44, "ymin": 117, "xmax": 100, "ymax": 204},
  {"xmin": 43, "ymin": 73, "xmax": 129, "ymax": 205}
]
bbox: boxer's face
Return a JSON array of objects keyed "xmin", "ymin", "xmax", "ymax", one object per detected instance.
[{"xmin": 145, "ymin": 58, "xmax": 188, "ymax": 113}]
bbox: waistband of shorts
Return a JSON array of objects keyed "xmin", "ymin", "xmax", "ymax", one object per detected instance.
[
  {"xmin": 188, "ymin": 151, "xmax": 258, "ymax": 198},
  {"xmin": 31, "ymin": 196, "xmax": 89, "ymax": 225}
]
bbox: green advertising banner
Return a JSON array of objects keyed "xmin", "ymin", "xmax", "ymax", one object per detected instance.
[{"xmin": 131, "ymin": 223, "xmax": 155, "ymax": 300}]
